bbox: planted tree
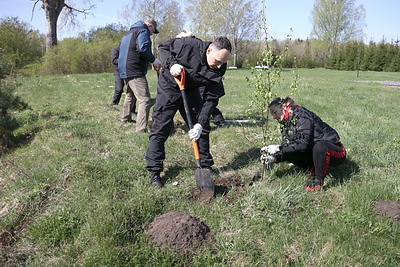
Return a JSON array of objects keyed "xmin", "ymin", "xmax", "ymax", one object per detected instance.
[{"xmin": 246, "ymin": 0, "xmax": 300, "ymax": 178}]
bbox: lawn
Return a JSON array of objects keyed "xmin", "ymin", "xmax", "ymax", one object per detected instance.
[{"xmin": 1, "ymin": 68, "xmax": 399, "ymax": 266}]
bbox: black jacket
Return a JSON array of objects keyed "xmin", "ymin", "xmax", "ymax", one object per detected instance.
[
  {"xmin": 111, "ymin": 45, "xmax": 120, "ymax": 75},
  {"xmin": 279, "ymin": 106, "xmax": 341, "ymax": 154},
  {"xmin": 157, "ymin": 37, "xmax": 227, "ymax": 127}
]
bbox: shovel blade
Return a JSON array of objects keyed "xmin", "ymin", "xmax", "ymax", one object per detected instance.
[{"xmin": 194, "ymin": 168, "xmax": 215, "ymax": 192}]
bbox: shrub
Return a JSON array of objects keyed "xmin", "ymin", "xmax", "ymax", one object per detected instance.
[{"xmin": 0, "ymin": 79, "xmax": 28, "ymax": 154}]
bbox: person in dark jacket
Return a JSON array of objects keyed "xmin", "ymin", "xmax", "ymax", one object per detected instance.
[
  {"xmin": 110, "ymin": 45, "xmax": 136, "ymax": 111},
  {"xmin": 145, "ymin": 36, "xmax": 232, "ymax": 187},
  {"xmin": 118, "ymin": 18, "xmax": 161, "ymax": 132},
  {"xmin": 176, "ymin": 30, "xmax": 227, "ymax": 129},
  {"xmin": 260, "ymin": 96, "xmax": 347, "ymax": 191}
]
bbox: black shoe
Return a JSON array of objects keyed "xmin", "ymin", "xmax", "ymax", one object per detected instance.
[
  {"xmin": 305, "ymin": 178, "xmax": 324, "ymax": 192},
  {"xmin": 217, "ymin": 120, "xmax": 228, "ymax": 128},
  {"xmin": 150, "ymin": 173, "xmax": 163, "ymax": 187},
  {"xmin": 110, "ymin": 102, "xmax": 118, "ymax": 106}
]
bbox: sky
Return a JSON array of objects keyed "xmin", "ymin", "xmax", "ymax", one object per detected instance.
[{"xmin": 0, "ymin": 0, "xmax": 399, "ymax": 43}]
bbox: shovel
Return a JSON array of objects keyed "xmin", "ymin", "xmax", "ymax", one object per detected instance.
[{"xmin": 173, "ymin": 69, "xmax": 215, "ymax": 194}]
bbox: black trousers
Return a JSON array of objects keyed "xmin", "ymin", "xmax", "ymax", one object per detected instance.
[
  {"xmin": 145, "ymin": 93, "xmax": 213, "ymax": 174},
  {"xmin": 282, "ymin": 141, "xmax": 346, "ymax": 179},
  {"xmin": 111, "ymin": 74, "xmax": 124, "ymax": 104},
  {"xmin": 211, "ymin": 107, "xmax": 225, "ymax": 123}
]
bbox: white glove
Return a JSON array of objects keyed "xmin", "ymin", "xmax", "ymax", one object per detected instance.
[
  {"xmin": 260, "ymin": 154, "xmax": 277, "ymax": 164},
  {"xmin": 260, "ymin": 144, "xmax": 280, "ymax": 155},
  {"xmin": 152, "ymin": 58, "xmax": 161, "ymax": 68},
  {"xmin": 170, "ymin": 64, "xmax": 183, "ymax": 76},
  {"xmin": 188, "ymin": 123, "xmax": 203, "ymax": 141}
]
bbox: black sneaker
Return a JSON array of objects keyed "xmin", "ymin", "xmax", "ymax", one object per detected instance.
[
  {"xmin": 305, "ymin": 178, "xmax": 324, "ymax": 192},
  {"xmin": 217, "ymin": 120, "xmax": 228, "ymax": 128},
  {"xmin": 150, "ymin": 173, "xmax": 163, "ymax": 187}
]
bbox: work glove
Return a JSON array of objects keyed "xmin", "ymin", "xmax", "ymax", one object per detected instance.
[
  {"xmin": 152, "ymin": 58, "xmax": 161, "ymax": 68},
  {"xmin": 170, "ymin": 64, "xmax": 183, "ymax": 76},
  {"xmin": 260, "ymin": 144, "xmax": 280, "ymax": 155},
  {"xmin": 260, "ymin": 154, "xmax": 277, "ymax": 164},
  {"xmin": 188, "ymin": 123, "xmax": 203, "ymax": 141}
]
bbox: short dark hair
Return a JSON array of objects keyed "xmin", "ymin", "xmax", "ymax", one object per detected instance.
[
  {"xmin": 268, "ymin": 96, "xmax": 296, "ymax": 108},
  {"xmin": 212, "ymin": 36, "xmax": 232, "ymax": 52}
]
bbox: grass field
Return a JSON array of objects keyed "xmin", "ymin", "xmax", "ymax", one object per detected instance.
[{"xmin": 1, "ymin": 68, "xmax": 399, "ymax": 266}]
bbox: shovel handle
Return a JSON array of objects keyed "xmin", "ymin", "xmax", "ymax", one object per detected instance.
[{"xmin": 174, "ymin": 69, "xmax": 201, "ymax": 166}]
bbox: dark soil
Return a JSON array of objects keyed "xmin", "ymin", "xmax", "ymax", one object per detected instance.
[
  {"xmin": 146, "ymin": 211, "xmax": 214, "ymax": 252},
  {"xmin": 373, "ymin": 200, "xmax": 400, "ymax": 224},
  {"xmin": 187, "ymin": 175, "xmax": 250, "ymax": 205}
]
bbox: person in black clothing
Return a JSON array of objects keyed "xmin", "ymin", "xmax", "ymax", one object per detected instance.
[
  {"xmin": 175, "ymin": 30, "xmax": 227, "ymax": 129},
  {"xmin": 260, "ymin": 96, "xmax": 347, "ymax": 191},
  {"xmin": 110, "ymin": 45, "xmax": 137, "ymax": 112},
  {"xmin": 145, "ymin": 36, "xmax": 232, "ymax": 187}
]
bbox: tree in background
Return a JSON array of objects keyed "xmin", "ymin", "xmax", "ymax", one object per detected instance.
[
  {"xmin": 31, "ymin": 0, "xmax": 96, "ymax": 50},
  {"xmin": 311, "ymin": 0, "xmax": 366, "ymax": 55},
  {"xmin": 0, "ymin": 17, "xmax": 44, "ymax": 75},
  {"xmin": 186, "ymin": 0, "xmax": 258, "ymax": 67}
]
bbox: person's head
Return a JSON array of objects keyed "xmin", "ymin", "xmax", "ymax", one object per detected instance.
[
  {"xmin": 176, "ymin": 30, "xmax": 194, "ymax": 38},
  {"xmin": 206, "ymin": 36, "xmax": 232, "ymax": 69},
  {"xmin": 268, "ymin": 96, "xmax": 296, "ymax": 121},
  {"xmin": 144, "ymin": 18, "xmax": 159, "ymax": 35}
]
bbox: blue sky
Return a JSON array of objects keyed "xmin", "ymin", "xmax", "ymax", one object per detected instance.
[{"xmin": 1, "ymin": 0, "xmax": 399, "ymax": 42}]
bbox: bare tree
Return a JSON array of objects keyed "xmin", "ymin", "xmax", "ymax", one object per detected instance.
[
  {"xmin": 311, "ymin": 0, "xmax": 366, "ymax": 55},
  {"xmin": 187, "ymin": 0, "xmax": 258, "ymax": 67},
  {"xmin": 31, "ymin": 0, "xmax": 95, "ymax": 51}
]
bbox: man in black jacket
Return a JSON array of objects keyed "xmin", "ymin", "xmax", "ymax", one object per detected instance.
[
  {"xmin": 261, "ymin": 96, "xmax": 347, "ymax": 191},
  {"xmin": 118, "ymin": 18, "xmax": 161, "ymax": 132},
  {"xmin": 145, "ymin": 36, "xmax": 232, "ymax": 187}
]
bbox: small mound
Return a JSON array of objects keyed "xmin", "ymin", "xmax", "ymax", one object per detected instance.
[
  {"xmin": 146, "ymin": 212, "xmax": 214, "ymax": 252},
  {"xmin": 373, "ymin": 200, "xmax": 400, "ymax": 224}
]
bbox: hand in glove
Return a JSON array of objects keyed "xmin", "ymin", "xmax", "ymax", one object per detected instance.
[
  {"xmin": 152, "ymin": 58, "xmax": 161, "ymax": 68},
  {"xmin": 188, "ymin": 123, "xmax": 203, "ymax": 141},
  {"xmin": 260, "ymin": 144, "xmax": 280, "ymax": 155},
  {"xmin": 170, "ymin": 64, "xmax": 183, "ymax": 76},
  {"xmin": 260, "ymin": 154, "xmax": 277, "ymax": 164}
]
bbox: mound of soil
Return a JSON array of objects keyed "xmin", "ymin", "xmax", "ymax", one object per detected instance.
[
  {"xmin": 146, "ymin": 212, "xmax": 214, "ymax": 252},
  {"xmin": 373, "ymin": 200, "xmax": 400, "ymax": 224}
]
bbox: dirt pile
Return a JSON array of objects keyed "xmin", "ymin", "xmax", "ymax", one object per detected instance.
[
  {"xmin": 374, "ymin": 200, "xmax": 400, "ymax": 224},
  {"xmin": 146, "ymin": 211, "xmax": 214, "ymax": 252}
]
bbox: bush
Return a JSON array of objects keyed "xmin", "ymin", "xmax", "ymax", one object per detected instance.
[
  {"xmin": 0, "ymin": 79, "xmax": 28, "ymax": 154},
  {"xmin": 42, "ymin": 38, "xmax": 116, "ymax": 74}
]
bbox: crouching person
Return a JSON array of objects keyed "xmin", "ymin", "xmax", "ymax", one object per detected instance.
[{"xmin": 260, "ymin": 96, "xmax": 347, "ymax": 191}]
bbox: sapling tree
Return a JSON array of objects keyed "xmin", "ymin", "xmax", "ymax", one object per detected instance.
[{"xmin": 246, "ymin": 0, "xmax": 300, "ymax": 178}]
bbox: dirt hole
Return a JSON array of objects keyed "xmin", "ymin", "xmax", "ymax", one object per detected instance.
[{"xmin": 373, "ymin": 200, "xmax": 400, "ymax": 224}]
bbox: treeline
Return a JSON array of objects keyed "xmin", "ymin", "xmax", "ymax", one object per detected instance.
[
  {"xmin": 1, "ymin": 17, "xmax": 400, "ymax": 77},
  {"xmin": 272, "ymin": 39, "xmax": 400, "ymax": 72}
]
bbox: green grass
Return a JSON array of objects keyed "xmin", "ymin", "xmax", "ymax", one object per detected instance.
[{"xmin": 1, "ymin": 69, "xmax": 399, "ymax": 266}]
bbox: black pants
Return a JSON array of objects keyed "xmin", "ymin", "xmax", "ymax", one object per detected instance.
[
  {"xmin": 111, "ymin": 74, "xmax": 124, "ymax": 105},
  {"xmin": 211, "ymin": 107, "xmax": 225, "ymax": 123},
  {"xmin": 145, "ymin": 93, "xmax": 213, "ymax": 174},
  {"xmin": 282, "ymin": 141, "xmax": 346, "ymax": 179}
]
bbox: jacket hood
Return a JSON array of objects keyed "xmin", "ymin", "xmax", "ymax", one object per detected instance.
[{"xmin": 130, "ymin": 21, "xmax": 147, "ymax": 30}]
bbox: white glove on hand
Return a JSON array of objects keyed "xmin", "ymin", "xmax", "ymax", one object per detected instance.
[
  {"xmin": 152, "ymin": 58, "xmax": 161, "ymax": 68},
  {"xmin": 188, "ymin": 123, "xmax": 203, "ymax": 141},
  {"xmin": 260, "ymin": 144, "xmax": 280, "ymax": 155},
  {"xmin": 170, "ymin": 64, "xmax": 183, "ymax": 76},
  {"xmin": 260, "ymin": 154, "xmax": 277, "ymax": 164}
]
